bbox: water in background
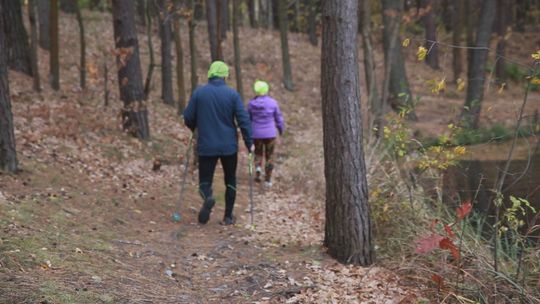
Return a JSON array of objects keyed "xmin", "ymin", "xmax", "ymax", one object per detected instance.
[{"xmin": 443, "ymin": 139, "xmax": 540, "ymax": 235}]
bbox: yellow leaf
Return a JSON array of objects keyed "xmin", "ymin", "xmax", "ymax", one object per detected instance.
[
  {"xmin": 454, "ymin": 146, "xmax": 466, "ymax": 155},
  {"xmin": 531, "ymin": 77, "xmax": 540, "ymax": 85},
  {"xmin": 457, "ymin": 78, "xmax": 465, "ymax": 92},
  {"xmin": 417, "ymin": 46, "xmax": 427, "ymax": 61},
  {"xmin": 531, "ymin": 50, "xmax": 540, "ymax": 60},
  {"xmin": 402, "ymin": 38, "xmax": 410, "ymax": 48},
  {"xmin": 426, "ymin": 78, "xmax": 446, "ymax": 94}
]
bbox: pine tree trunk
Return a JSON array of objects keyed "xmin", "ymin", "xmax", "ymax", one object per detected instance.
[
  {"xmin": 158, "ymin": 0, "xmax": 175, "ymax": 105},
  {"xmin": 420, "ymin": 0, "xmax": 439, "ymax": 70},
  {"xmin": 277, "ymin": 0, "xmax": 293, "ymax": 91},
  {"xmin": 112, "ymin": 0, "xmax": 150, "ymax": 140},
  {"xmin": 272, "ymin": 0, "xmax": 279, "ymax": 29},
  {"xmin": 75, "ymin": 2, "xmax": 86, "ymax": 89},
  {"xmin": 2, "ymin": 0, "xmax": 33, "ymax": 76},
  {"xmin": 143, "ymin": 0, "xmax": 155, "ymax": 98},
  {"xmin": 494, "ymin": 0, "xmax": 508, "ymax": 84},
  {"xmin": 452, "ymin": 0, "xmax": 464, "ymax": 83},
  {"xmin": 247, "ymin": 0, "xmax": 257, "ymax": 28},
  {"xmin": 307, "ymin": 0, "xmax": 318, "ymax": 46},
  {"xmin": 361, "ymin": 0, "xmax": 380, "ymax": 130},
  {"xmin": 189, "ymin": 0, "xmax": 198, "ymax": 93},
  {"xmin": 515, "ymin": 0, "xmax": 528, "ymax": 32},
  {"xmin": 233, "ymin": 0, "xmax": 244, "ymax": 101},
  {"xmin": 37, "ymin": 0, "xmax": 50, "ymax": 50},
  {"xmin": 461, "ymin": 0, "xmax": 496, "ymax": 129},
  {"xmin": 219, "ymin": 0, "xmax": 228, "ymax": 40},
  {"xmin": 28, "ymin": 0, "xmax": 41, "ymax": 92},
  {"xmin": 465, "ymin": 0, "xmax": 478, "ymax": 71},
  {"xmin": 206, "ymin": 0, "xmax": 220, "ymax": 61},
  {"xmin": 321, "ymin": 0, "xmax": 373, "ymax": 266},
  {"xmin": 0, "ymin": 7, "xmax": 19, "ymax": 173},
  {"xmin": 60, "ymin": 0, "xmax": 77, "ymax": 13},
  {"xmin": 50, "ymin": 0, "xmax": 60, "ymax": 90},
  {"xmin": 260, "ymin": 0, "xmax": 268, "ymax": 28},
  {"xmin": 136, "ymin": 0, "xmax": 146, "ymax": 26},
  {"xmin": 216, "ymin": 0, "xmax": 224, "ymax": 59},
  {"xmin": 381, "ymin": 0, "xmax": 416, "ymax": 119},
  {"xmin": 173, "ymin": 0, "xmax": 187, "ymax": 114}
]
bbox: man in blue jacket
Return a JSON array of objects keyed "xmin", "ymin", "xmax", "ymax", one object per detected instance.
[{"xmin": 183, "ymin": 61, "xmax": 252, "ymax": 225}]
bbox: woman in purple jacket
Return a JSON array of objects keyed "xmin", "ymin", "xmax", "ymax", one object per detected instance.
[{"xmin": 248, "ymin": 80, "xmax": 285, "ymax": 187}]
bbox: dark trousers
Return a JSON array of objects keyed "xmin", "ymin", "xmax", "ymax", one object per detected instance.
[
  {"xmin": 254, "ymin": 138, "xmax": 276, "ymax": 182},
  {"xmin": 198, "ymin": 153, "xmax": 237, "ymax": 218}
]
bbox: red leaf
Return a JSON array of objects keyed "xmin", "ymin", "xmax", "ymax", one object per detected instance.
[
  {"xmin": 431, "ymin": 274, "xmax": 444, "ymax": 289},
  {"xmin": 444, "ymin": 224, "xmax": 456, "ymax": 238},
  {"xmin": 439, "ymin": 237, "xmax": 460, "ymax": 260},
  {"xmin": 456, "ymin": 201, "xmax": 472, "ymax": 220},
  {"xmin": 415, "ymin": 233, "xmax": 444, "ymax": 255}
]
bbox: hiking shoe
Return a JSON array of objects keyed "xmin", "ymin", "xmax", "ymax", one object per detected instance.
[
  {"xmin": 198, "ymin": 197, "xmax": 215, "ymax": 224},
  {"xmin": 264, "ymin": 181, "xmax": 272, "ymax": 188},
  {"xmin": 220, "ymin": 216, "xmax": 236, "ymax": 226}
]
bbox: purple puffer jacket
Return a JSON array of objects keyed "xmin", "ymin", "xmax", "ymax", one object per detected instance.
[{"xmin": 248, "ymin": 95, "xmax": 285, "ymax": 139}]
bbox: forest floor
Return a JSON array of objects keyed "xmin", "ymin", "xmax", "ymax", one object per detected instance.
[{"xmin": 1, "ymin": 10, "xmax": 540, "ymax": 304}]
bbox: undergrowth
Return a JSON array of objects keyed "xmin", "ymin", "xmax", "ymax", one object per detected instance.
[{"xmin": 368, "ymin": 110, "xmax": 540, "ymax": 303}]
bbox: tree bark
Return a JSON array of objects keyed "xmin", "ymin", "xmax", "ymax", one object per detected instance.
[
  {"xmin": 173, "ymin": 0, "xmax": 187, "ymax": 114},
  {"xmin": 452, "ymin": 0, "xmax": 464, "ymax": 83},
  {"xmin": 157, "ymin": 0, "xmax": 175, "ymax": 105},
  {"xmin": 206, "ymin": 0, "xmax": 221, "ymax": 61},
  {"xmin": 2, "ymin": 0, "xmax": 33, "ymax": 75},
  {"xmin": 60, "ymin": 0, "xmax": 77, "ymax": 13},
  {"xmin": 515, "ymin": 0, "xmax": 528, "ymax": 32},
  {"xmin": 112, "ymin": 0, "xmax": 150, "ymax": 140},
  {"xmin": 50, "ymin": 0, "xmax": 60, "ymax": 90},
  {"xmin": 75, "ymin": 1, "xmax": 86, "ymax": 89},
  {"xmin": 189, "ymin": 0, "xmax": 198, "ymax": 93},
  {"xmin": 136, "ymin": 0, "xmax": 146, "ymax": 26},
  {"xmin": 494, "ymin": 0, "xmax": 508, "ymax": 84},
  {"xmin": 219, "ymin": 0, "xmax": 228, "ymax": 40},
  {"xmin": 144, "ymin": 0, "xmax": 155, "ymax": 98},
  {"xmin": 277, "ymin": 0, "xmax": 293, "ymax": 91},
  {"xmin": 233, "ymin": 0, "xmax": 244, "ymax": 101},
  {"xmin": 321, "ymin": 0, "xmax": 373, "ymax": 266},
  {"xmin": 272, "ymin": 0, "xmax": 279, "ymax": 30},
  {"xmin": 247, "ymin": 0, "xmax": 257, "ymax": 28},
  {"xmin": 28, "ymin": 0, "xmax": 41, "ymax": 92},
  {"xmin": 360, "ymin": 0, "xmax": 380, "ymax": 131},
  {"xmin": 307, "ymin": 0, "xmax": 318, "ymax": 46},
  {"xmin": 420, "ymin": 0, "xmax": 439, "ymax": 70},
  {"xmin": 0, "ymin": 5, "xmax": 19, "ymax": 173},
  {"xmin": 216, "ymin": 0, "xmax": 225, "ymax": 59},
  {"xmin": 465, "ymin": 0, "xmax": 478, "ymax": 71},
  {"xmin": 37, "ymin": 0, "xmax": 50, "ymax": 50},
  {"xmin": 381, "ymin": 0, "xmax": 416, "ymax": 119},
  {"xmin": 260, "ymin": 0, "xmax": 269, "ymax": 28},
  {"xmin": 461, "ymin": 0, "xmax": 496, "ymax": 129}
]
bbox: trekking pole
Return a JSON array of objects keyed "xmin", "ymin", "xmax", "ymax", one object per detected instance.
[
  {"xmin": 248, "ymin": 152, "xmax": 254, "ymax": 226},
  {"xmin": 172, "ymin": 133, "xmax": 194, "ymax": 222}
]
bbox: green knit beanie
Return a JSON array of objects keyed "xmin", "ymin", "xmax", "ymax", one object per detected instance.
[
  {"xmin": 207, "ymin": 61, "xmax": 229, "ymax": 78},
  {"xmin": 253, "ymin": 80, "xmax": 269, "ymax": 95}
]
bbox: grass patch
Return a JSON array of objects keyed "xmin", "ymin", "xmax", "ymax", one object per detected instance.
[
  {"xmin": 421, "ymin": 123, "xmax": 537, "ymax": 147},
  {"xmin": 39, "ymin": 280, "xmax": 116, "ymax": 304}
]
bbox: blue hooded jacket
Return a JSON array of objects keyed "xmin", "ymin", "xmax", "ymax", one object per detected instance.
[{"xmin": 183, "ymin": 78, "xmax": 252, "ymax": 156}]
